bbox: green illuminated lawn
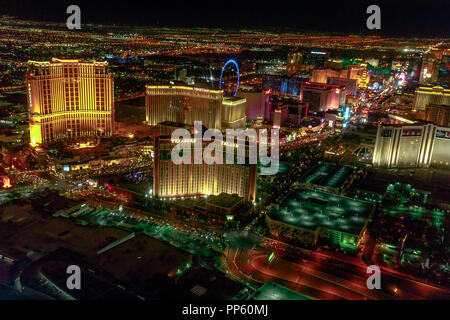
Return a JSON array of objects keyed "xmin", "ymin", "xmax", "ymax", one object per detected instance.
[
  {"xmin": 268, "ymin": 188, "xmax": 372, "ymax": 235},
  {"xmin": 252, "ymin": 283, "xmax": 312, "ymax": 300}
]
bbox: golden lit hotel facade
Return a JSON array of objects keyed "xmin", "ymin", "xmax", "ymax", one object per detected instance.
[
  {"xmin": 347, "ymin": 63, "xmax": 370, "ymax": 89},
  {"xmin": 373, "ymin": 124, "xmax": 450, "ymax": 168},
  {"xmin": 27, "ymin": 58, "xmax": 114, "ymax": 145},
  {"xmin": 413, "ymin": 86, "xmax": 450, "ymax": 111},
  {"xmin": 221, "ymin": 96, "xmax": 247, "ymax": 129},
  {"xmin": 145, "ymin": 85, "xmax": 246, "ymax": 130},
  {"xmin": 146, "ymin": 85, "xmax": 223, "ymax": 129},
  {"xmin": 154, "ymin": 136, "xmax": 257, "ymax": 202}
]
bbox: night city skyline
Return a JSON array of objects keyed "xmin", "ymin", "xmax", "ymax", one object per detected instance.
[
  {"xmin": 0, "ymin": 0, "xmax": 449, "ymax": 314},
  {"xmin": 2, "ymin": 0, "xmax": 450, "ymax": 36}
]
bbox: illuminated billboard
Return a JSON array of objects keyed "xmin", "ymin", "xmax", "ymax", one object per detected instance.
[
  {"xmin": 402, "ymin": 128, "xmax": 422, "ymax": 136},
  {"xmin": 436, "ymin": 129, "xmax": 450, "ymax": 139},
  {"xmin": 343, "ymin": 106, "xmax": 351, "ymax": 120}
]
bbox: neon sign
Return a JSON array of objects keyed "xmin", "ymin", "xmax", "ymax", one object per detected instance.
[
  {"xmin": 219, "ymin": 59, "xmax": 240, "ymax": 96},
  {"xmin": 1, "ymin": 176, "xmax": 12, "ymax": 189}
]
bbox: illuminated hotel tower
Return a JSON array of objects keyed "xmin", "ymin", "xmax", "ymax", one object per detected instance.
[
  {"xmin": 287, "ymin": 52, "xmax": 303, "ymax": 76},
  {"xmin": 222, "ymin": 96, "xmax": 247, "ymax": 129},
  {"xmin": 348, "ymin": 63, "xmax": 370, "ymax": 89},
  {"xmin": 146, "ymin": 85, "xmax": 223, "ymax": 129},
  {"xmin": 373, "ymin": 124, "xmax": 450, "ymax": 168},
  {"xmin": 27, "ymin": 58, "xmax": 114, "ymax": 145},
  {"xmin": 413, "ymin": 86, "xmax": 450, "ymax": 111},
  {"xmin": 154, "ymin": 136, "xmax": 257, "ymax": 202}
]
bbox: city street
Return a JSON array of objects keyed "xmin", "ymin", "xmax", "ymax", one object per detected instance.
[{"xmin": 225, "ymin": 242, "xmax": 450, "ymax": 300}]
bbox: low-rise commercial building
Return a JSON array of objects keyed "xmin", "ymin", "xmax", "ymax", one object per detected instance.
[
  {"xmin": 266, "ymin": 188, "xmax": 373, "ymax": 251},
  {"xmin": 175, "ymin": 193, "xmax": 251, "ymax": 225}
]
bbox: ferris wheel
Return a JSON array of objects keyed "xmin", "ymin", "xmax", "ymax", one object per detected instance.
[{"xmin": 219, "ymin": 59, "xmax": 240, "ymax": 96}]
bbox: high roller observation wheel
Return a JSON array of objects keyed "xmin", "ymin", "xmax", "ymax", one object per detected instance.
[{"xmin": 219, "ymin": 59, "xmax": 239, "ymax": 96}]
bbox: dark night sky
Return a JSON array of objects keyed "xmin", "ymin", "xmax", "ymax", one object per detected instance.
[{"xmin": 1, "ymin": 0, "xmax": 449, "ymax": 37}]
